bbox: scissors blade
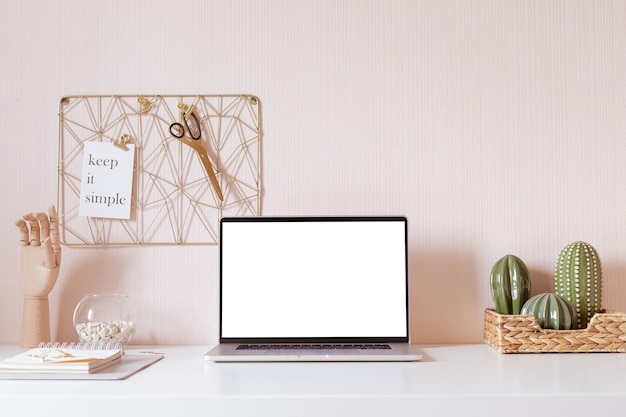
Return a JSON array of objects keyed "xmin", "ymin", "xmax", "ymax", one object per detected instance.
[
  {"xmin": 197, "ymin": 151, "xmax": 224, "ymax": 202},
  {"xmin": 174, "ymin": 136, "xmax": 224, "ymax": 202}
]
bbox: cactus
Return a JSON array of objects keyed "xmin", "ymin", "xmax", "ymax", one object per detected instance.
[
  {"xmin": 554, "ymin": 241, "xmax": 603, "ymax": 329},
  {"xmin": 521, "ymin": 293, "xmax": 576, "ymax": 330},
  {"xmin": 490, "ymin": 254, "xmax": 531, "ymax": 315}
]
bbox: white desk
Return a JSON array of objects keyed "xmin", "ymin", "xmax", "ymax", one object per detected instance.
[{"xmin": 1, "ymin": 344, "xmax": 625, "ymax": 417}]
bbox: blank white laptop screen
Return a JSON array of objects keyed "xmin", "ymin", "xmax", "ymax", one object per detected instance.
[{"xmin": 220, "ymin": 216, "xmax": 409, "ymax": 342}]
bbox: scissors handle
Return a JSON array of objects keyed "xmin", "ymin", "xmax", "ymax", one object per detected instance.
[
  {"xmin": 184, "ymin": 112, "xmax": 201, "ymax": 140},
  {"xmin": 170, "ymin": 123, "xmax": 185, "ymax": 138},
  {"xmin": 169, "ymin": 111, "xmax": 201, "ymax": 140}
]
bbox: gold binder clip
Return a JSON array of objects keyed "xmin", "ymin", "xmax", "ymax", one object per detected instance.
[
  {"xmin": 137, "ymin": 96, "xmax": 154, "ymax": 114},
  {"xmin": 114, "ymin": 134, "xmax": 133, "ymax": 151},
  {"xmin": 178, "ymin": 102, "xmax": 195, "ymax": 118}
]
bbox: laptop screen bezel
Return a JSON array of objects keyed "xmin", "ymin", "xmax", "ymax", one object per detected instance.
[{"xmin": 218, "ymin": 216, "xmax": 410, "ymax": 344}]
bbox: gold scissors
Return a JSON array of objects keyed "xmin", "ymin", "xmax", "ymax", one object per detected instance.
[{"xmin": 170, "ymin": 104, "xmax": 224, "ymax": 201}]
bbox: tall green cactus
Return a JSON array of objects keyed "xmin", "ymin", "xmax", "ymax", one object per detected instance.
[
  {"xmin": 554, "ymin": 241, "xmax": 603, "ymax": 329},
  {"xmin": 490, "ymin": 254, "xmax": 531, "ymax": 315}
]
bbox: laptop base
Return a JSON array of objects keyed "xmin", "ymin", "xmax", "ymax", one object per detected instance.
[{"xmin": 204, "ymin": 343, "xmax": 422, "ymax": 362}]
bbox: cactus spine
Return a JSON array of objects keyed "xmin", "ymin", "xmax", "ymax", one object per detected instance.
[
  {"xmin": 554, "ymin": 241, "xmax": 603, "ymax": 329},
  {"xmin": 490, "ymin": 254, "xmax": 531, "ymax": 315},
  {"xmin": 521, "ymin": 293, "xmax": 576, "ymax": 330}
]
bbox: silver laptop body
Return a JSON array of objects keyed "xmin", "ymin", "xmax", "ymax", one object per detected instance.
[{"xmin": 204, "ymin": 216, "xmax": 422, "ymax": 362}]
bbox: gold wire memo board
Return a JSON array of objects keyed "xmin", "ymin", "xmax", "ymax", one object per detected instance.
[{"xmin": 57, "ymin": 95, "xmax": 261, "ymax": 246}]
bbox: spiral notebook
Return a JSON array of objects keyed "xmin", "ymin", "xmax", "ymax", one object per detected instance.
[
  {"xmin": 0, "ymin": 342, "xmax": 163, "ymax": 380},
  {"xmin": 0, "ymin": 342, "xmax": 122, "ymax": 373}
]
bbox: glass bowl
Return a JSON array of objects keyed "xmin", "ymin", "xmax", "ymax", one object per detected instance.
[{"xmin": 73, "ymin": 293, "xmax": 136, "ymax": 345}]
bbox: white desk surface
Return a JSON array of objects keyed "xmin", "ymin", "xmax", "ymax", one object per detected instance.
[{"xmin": 1, "ymin": 344, "xmax": 625, "ymax": 417}]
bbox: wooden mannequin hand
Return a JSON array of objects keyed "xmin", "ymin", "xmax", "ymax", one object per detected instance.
[{"xmin": 15, "ymin": 205, "xmax": 62, "ymax": 297}]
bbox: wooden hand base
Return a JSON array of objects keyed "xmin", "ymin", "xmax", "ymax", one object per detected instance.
[{"xmin": 21, "ymin": 296, "xmax": 51, "ymax": 348}]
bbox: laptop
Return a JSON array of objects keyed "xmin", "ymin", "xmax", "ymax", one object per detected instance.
[{"xmin": 204, "ymin": 216, "xmax": 422, "ymax": 362}]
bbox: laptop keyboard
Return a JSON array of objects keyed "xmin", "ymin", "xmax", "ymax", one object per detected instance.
[{"xmin": 236, "ymin": 344, "xmax": 392, "ymax": 350}]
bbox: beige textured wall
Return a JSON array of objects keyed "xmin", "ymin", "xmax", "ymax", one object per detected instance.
[{"xmin": 0, "ymin": 0, "xmax": 624, "ymax": 345}]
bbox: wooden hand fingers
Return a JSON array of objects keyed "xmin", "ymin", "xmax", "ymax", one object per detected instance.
[
  {"xmin": 15, "ymin": 206, "xmax": 62, "ymax": 258},
  {"xmin": 21, "ymin": 214, "xmax": 41, "ymax": 246}
]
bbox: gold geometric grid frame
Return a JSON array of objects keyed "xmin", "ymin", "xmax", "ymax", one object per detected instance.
[{"xmin": 57, "ymin": 94, "xmax": 261, "ymax": 246}]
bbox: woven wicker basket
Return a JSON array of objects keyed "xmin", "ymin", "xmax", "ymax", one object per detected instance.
[{"xmin": 484, "ymin": 308, "xmax": 626, "ymax": 353}]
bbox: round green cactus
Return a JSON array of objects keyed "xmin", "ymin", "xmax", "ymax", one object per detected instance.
[
  {"xmin": 521, "ymin": 293, "xmax": 576, "ymax": 330},
  {"xmin": 490, "ymin": 254, "xmax": 531, "ymax": 315},
  {"xmin": 554, "ymin": 241, "xmax": 603, "ymax": 329}
]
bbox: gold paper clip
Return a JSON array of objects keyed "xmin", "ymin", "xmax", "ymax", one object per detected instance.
[
  {"xmin": 114, "ymin": 134, "xmax": 133, "ymax": 151},
  {"xmin": 137, "ymin": 96, "xmax": 154, "ymax": 114},
  {"xmin": 178, "ymin": 102, "xmax": 195, "ymax": 118}
]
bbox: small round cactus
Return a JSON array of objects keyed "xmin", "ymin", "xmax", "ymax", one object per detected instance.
[
  {"xmin": 521, "ymin": 293, "xmax": 576, "ymax": 330},
  {"xmin": 490, "ymin": 254, "xmax": 531, "ymax": 315},
  {"xmin": 554, "ymin": 241, "xmax": 603, "ymax": 329}
]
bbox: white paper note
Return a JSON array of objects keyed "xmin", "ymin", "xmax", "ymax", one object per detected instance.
[{"xmin": 79, "ymin": 142, "xmax": 135, "ymax": 219}]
